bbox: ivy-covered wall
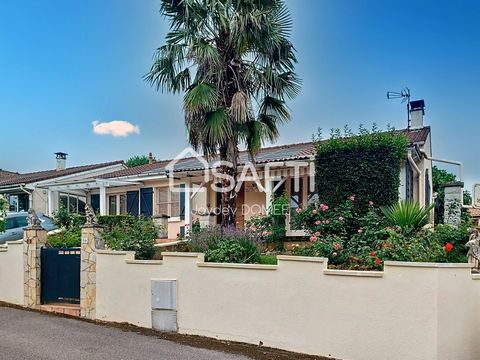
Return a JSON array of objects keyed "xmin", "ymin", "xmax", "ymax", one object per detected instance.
[{"xmin": 315, "ymin": 129, "xmax": 408, "ymax": 213}]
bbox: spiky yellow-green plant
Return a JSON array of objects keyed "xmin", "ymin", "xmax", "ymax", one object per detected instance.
[{"xmin": 381, "ymin": 200, "xmax": 434, "ymax": 234}]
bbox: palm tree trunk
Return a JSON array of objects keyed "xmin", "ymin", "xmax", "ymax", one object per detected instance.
[{"xmin": 219, "ymin": 146, "xmax": 237, "ymax": 227}]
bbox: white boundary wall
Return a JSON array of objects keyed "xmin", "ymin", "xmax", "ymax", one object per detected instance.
[
  {"xmin": 96, "ymin": 251, "xmax": 480, "ymax": 360},
  {"xmin": 0, "ymin": 240, "xmax": 24, "ymax": 305}
]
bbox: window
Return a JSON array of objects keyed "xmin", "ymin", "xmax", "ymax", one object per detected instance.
[
  {"xmin": 8, "ymin": 194, "xmax": 28, "ymax": 212},
  {"xmin": 156, "ymin": 187, "xmax": 181, "ymax": 218},
  {"xmin": 59, "ymin": 193, "xmax": 87, "ymax": 214},
  {"xmin": 108, "ymin": 194, "xmax": 127, "ymax": 215},
  {"xmin": 288, "ymin": 176, "xmax": 315, "ymax": 231},
  {"xmin": 108, "ymin": 196, "xmax": 116, "ymax": 215},
  {"xmin": 406, "ymin": 162, "xmax": 414, "ymax": 200}
]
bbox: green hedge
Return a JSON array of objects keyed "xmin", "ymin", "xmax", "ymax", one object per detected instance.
[{"xmin": 315, "ymin": 128, "xmax": 408, "ymax": 213}]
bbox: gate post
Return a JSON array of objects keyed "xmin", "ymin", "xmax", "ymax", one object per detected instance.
[
  {"xmin": 80, "ymin": 205, "xmax": 104, "ymax": 319},
  {"xmin": 23, "ymin": 209, "xmax": 47, "ymax": 308}
]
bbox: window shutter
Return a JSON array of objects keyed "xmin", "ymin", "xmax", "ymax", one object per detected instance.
[
  {"xmin": 179, "ymin": 184, "xmax": 185, "ymax": 220},
  {"xmin": 140, "ymin": 188, "xmax": 153, "ymax": 217},
  {"xmin": 90, "ymin": 194, "xmax": 100, "ymax": 213},
  {"xmin": 127, "ymin": 191, "xmax": 139, "ymax": 217}
]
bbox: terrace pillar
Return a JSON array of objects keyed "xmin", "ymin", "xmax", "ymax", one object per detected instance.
[
  {"xmin": 444, "ymin": 181, "xmax": 464, "ymax": 227},
  {"xmin": 23, "ymin": 210, "xmax": 47, "ymax": 308},
  {"xmin": 80, "ymin": 205, "xmax": 104, "ymax": 319}
]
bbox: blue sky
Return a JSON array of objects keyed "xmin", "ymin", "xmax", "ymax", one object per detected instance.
[{"xmin": 1, "ymin": 0, "xmax": 479, "ymax": 188}]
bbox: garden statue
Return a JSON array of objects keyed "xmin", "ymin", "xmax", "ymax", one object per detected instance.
[
  {"xmin": 26, "ymin": 208, "xmax": 41, "ymax": 227},
  {"xmin": 466, "ymin": 229, "xmax": 480, "ymax": 272},
  {"xmin": 84, "ymin": 204, "xmax": 98, "ymax": 225}
]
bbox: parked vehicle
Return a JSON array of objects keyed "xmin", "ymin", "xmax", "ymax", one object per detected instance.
[{"xmin": 0, "ymin": 212, "xmax": 57, "ymax": 244}]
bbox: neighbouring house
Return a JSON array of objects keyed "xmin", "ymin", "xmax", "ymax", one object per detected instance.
[
  {"xmin": 468, "ymin": 208, "xmax": 480, "ymax": 226},
  {"xmin": 35, "ymin": 100, "xmax": 434, "ymax": 239},
  {"xmin": 0, "ymin": 153, "xmax": 126, "ymax": 214},
  {"xmin": 0, "ymin": 169, "xmax": 18, "ymax": 178}
]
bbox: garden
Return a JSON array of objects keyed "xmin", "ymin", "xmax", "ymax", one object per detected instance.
[
  {"xmin": 187, "ymin": 127, "xmax": 472, "ymax": 269},
  {"xmin": 47, "ymin": 207, "xmax": 158, "ymax": 260}
]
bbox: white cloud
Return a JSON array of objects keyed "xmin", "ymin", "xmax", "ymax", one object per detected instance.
[{"xmin": 92, "ymin": 120, "xmax": 140, "ymax": 137}]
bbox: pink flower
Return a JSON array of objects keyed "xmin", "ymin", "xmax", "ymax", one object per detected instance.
[
  {"xmin": 324, "ymin": 219, "xmax": 330, "ymax": 224},
  {"xmin": 349, "ymin": 195, "xmax": 355, "ymax": 201},
  {"xmin": 319, "ymin": 203, "xmax": 329, "ymax": 211},
  {"xmin": 369, "ymin": 200, "xmax": 374, "ymax": 206},
  {"xmin": 332, "ymin": 252, "xmax": 338, "ymax": 257},
  {"xmin": 295, "ymin": 207, "xmax": 302, "ymax": 213},
  {"xmin": 311, "ymin": 209, "xmax": 317, "ymax": 215},
  {"xmin": 333, "ymin": 243, "xmax": 341, "ymax": 250},
  {"xmin": 338, "ymin": 216, "xmax": 344, "ymax": 221},
  {"xmin": 315, "ymin": 231, "xmax": 321, "ymax": 236},
  {"xmin": 357, "ymin": 228, "xmax": 363, "ymax": 234},
  {"xmin": 310, "ymin": 236, "xmax": 318, "ymax": 242},
  {"xmin": 315, "ymin": 220, "xmax": 321, "ymax": 225}
]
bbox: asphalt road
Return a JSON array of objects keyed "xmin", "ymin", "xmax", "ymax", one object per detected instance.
[{"xmin": 0, "ymin": 306, "xmax": 251, "ymax": 360}]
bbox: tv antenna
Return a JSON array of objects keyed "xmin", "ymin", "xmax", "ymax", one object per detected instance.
[{"xmin": 387, "ymin": 87, "xmax": 412, "ymax": 129}]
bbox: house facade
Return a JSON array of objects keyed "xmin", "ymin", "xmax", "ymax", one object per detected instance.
[
  {"xmin": 0, "ymin": 154, "xmax": 126, "ymax": 215},
  {"xmin": 36, "ymin": 125, "xmax": 433, "ymax": 239}
]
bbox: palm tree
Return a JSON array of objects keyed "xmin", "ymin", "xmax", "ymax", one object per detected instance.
[{"xmin": 145, "ymin": 0, "xmax": 300, "ymax": 227}]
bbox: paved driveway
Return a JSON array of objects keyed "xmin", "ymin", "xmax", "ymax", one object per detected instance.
[{"xmin": 0, "ymin": 306, "xmax": 251, "ymax": 360}]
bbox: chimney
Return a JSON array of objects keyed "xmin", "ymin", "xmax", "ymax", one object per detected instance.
[
  {"xmin": 148, "ymin": 152, "xmax": 154, "ymax": 164},
  {"xmin": 55, "ymin": 152, "xmax": 68, "ymax": 171},
  {"xmin": 409, "ymin": 99, "xmax": 425, "ymax": 130}
]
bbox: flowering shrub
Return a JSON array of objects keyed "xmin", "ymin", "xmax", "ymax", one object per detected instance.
[
  {"xmin": 245, "ymin": 194, "xmax": 288, "ymax": 250},
  {"xmin": 293, "ymin": 195, "xmax": 469, "ymax": 269}
]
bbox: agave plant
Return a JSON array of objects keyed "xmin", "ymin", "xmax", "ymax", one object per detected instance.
[{"xmin": 381, "ymin": 201, "xmax": 434, "ymax": 234}]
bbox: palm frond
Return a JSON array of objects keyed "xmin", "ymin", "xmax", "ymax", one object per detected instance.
[{"xmin": 184, "ymin": 83, "xmax": 218, "ymax": 112}]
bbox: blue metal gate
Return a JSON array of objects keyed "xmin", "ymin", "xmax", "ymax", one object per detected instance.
[{"xmin": 41, "ymin": 248, "xmax": 80, "ymax": 304}]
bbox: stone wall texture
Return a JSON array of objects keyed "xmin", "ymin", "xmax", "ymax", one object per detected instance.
[
  {"xmin": 23, "ymin": 226, "xmax": 47, "ymax": 307},
  {"xmin": 80, "ymin": 225, "xmax": 103, "ymax": 319}
]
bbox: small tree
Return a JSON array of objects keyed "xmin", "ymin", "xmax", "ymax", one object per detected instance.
[{"xmin": 126, "ymin": 155, "xmax": 151, "ymax": 168}]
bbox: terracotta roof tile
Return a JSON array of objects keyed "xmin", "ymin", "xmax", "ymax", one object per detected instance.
[
  {"xmin": 103, "ymin": 127, "xmax": 430, "ymax": 179},
  {"xmin": 469, "ymin": 208, "xmax": 480, "ymax": 218},
  {"xmin": 0, "ymin": 161, "xmax": 124, "ymax": 187}
]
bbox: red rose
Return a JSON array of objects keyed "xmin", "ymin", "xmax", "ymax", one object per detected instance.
[
  {"xmin": 369, "ymin": 251, "xmax": 376, "ymax": 257},
  {"xmin": 445, "ymin": 242, "xmax": 454, "ymax": 253},
  {"xmin": 375, "ymin": 258, "xmax": 382, "ymax": 265}
]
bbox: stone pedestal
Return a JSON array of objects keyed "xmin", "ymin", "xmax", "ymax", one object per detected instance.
[
  {"xmin": 80, "ymin": 225, "xmax": 104, "ymax": 319},
  {"xmin": 444, "ymin": 181, "xmax": 464, "ymax": 227},
  {"xmin": 23, "ymin": 225, "xmax": 47, "ymax": 307}
]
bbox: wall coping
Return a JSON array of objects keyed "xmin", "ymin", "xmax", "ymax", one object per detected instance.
[
  {"xmin": 277, "ymin": 255, "xmax": 326, "ymax": 263},
  {"xmin": 154, "ymin": 240, "xmax": 187, "ymax": 248},
  {"xmin": 125, "ymin": 260, "xmax": 163, "ymax": 265},
  {"xmin": 96, "ymin": 250, "xmax": 134, "ymax": 256},
  {"xmin": 197, "ymin": 262, "xmax": 278, "ymax": 270},
  {"xmin": 471, "ymin": 274, "xmax": 480, "ymax": 280},
  {"xmin": 6, "ymin": 240, "xmax": 23, "ymax": 245},
  {"xmin": 384, "ymin": 261, "xmax": 473, "ymax": 268},
  {"xmin": 324, "ymin": 269, "xmax": 384, "ymax": 278},
  {"xmin": 161, "ymin": 252, "xmax": 203, "ymax": 258}
]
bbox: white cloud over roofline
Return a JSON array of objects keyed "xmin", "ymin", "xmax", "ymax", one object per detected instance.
[{"xmin": 92, "ymin": 120, "xmax": 140, "ymax": 137}]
